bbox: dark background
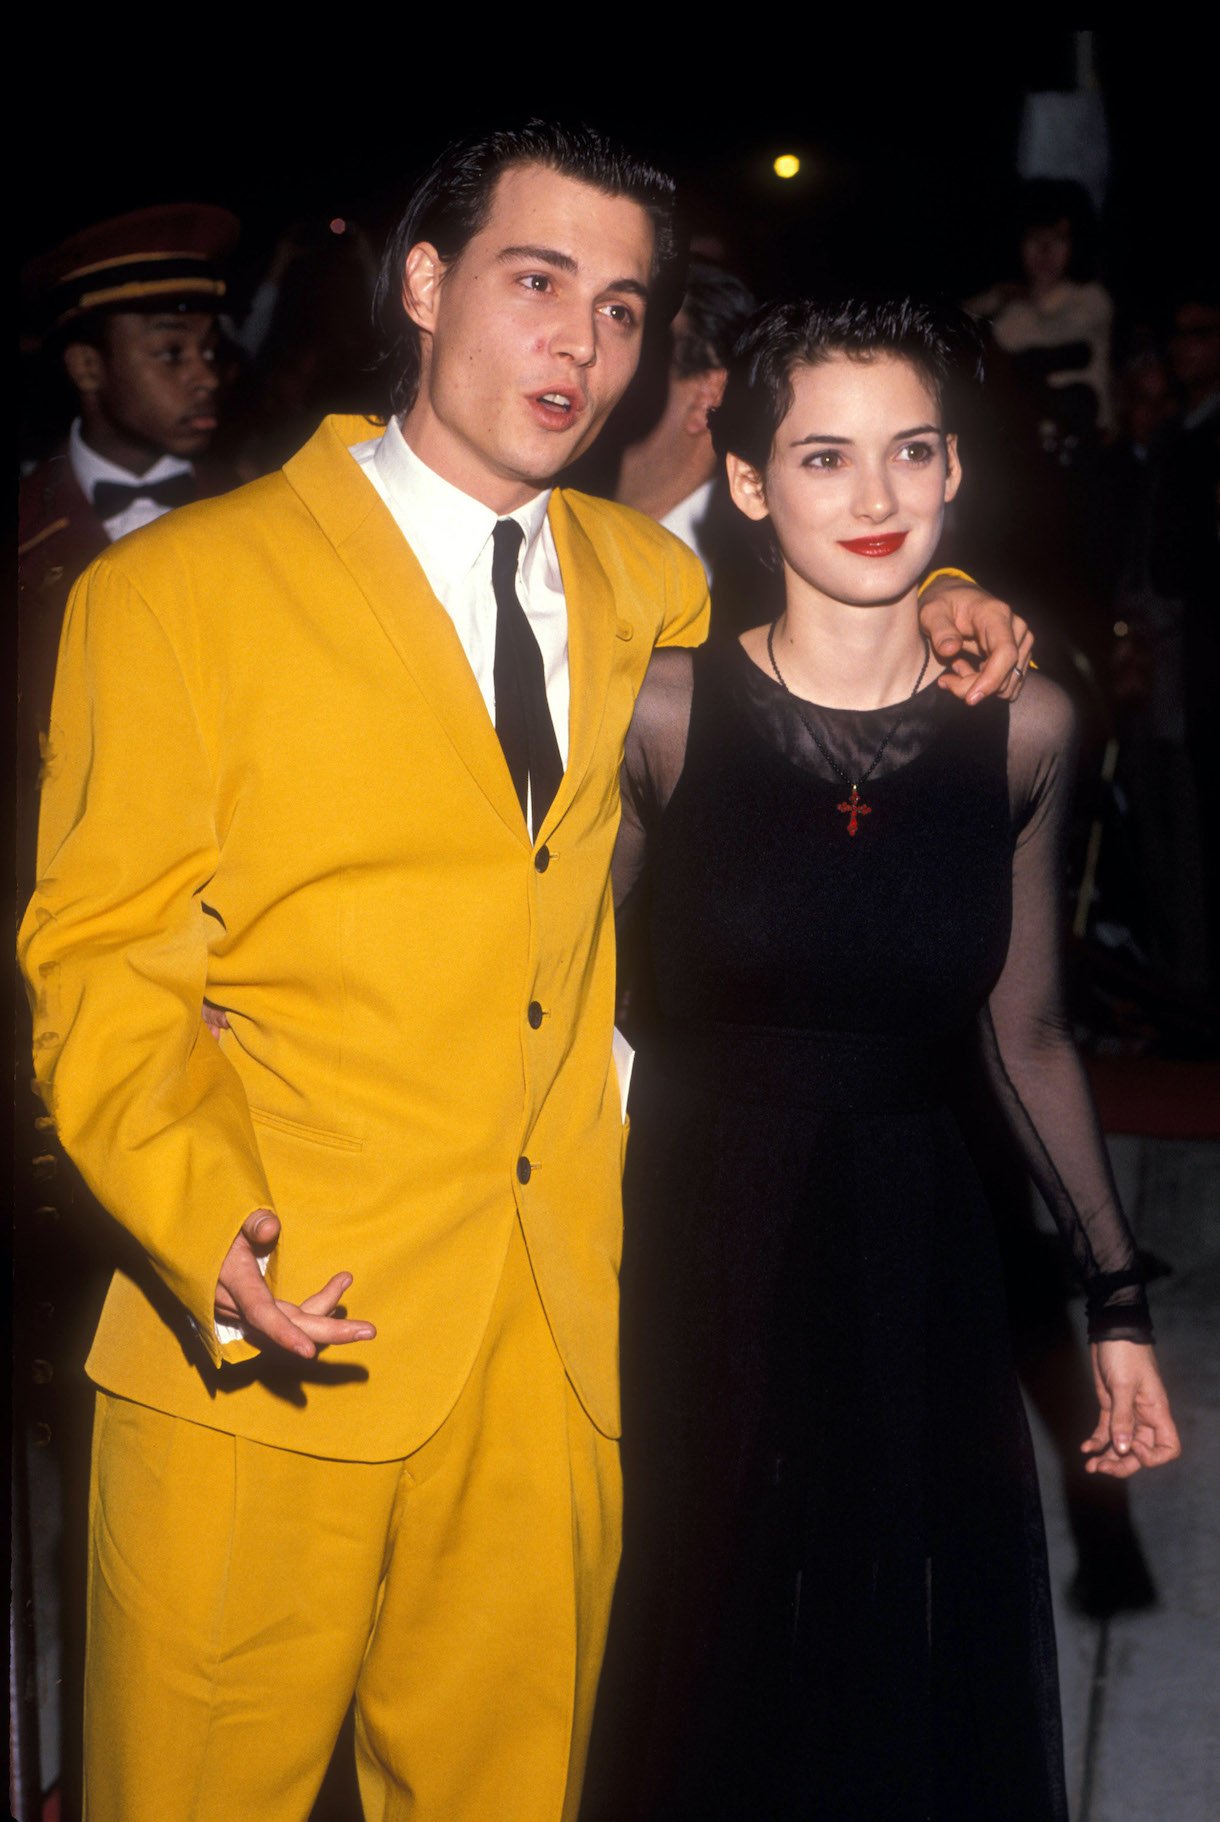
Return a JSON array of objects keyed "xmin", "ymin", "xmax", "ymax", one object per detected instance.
[{"xmin": 18, "ymin": 27, "xmax": 1211, "ymax": 328}]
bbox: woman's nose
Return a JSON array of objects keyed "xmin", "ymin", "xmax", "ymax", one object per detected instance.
[{"xmin": 852, "ymin": 465, "xmax": 897, "ymax": 521}]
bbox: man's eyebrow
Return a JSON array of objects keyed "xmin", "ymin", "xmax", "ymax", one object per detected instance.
[
  {"xmin": 498, "ymin": 244, "xmax": 578, "ymax": 274},
  {"xmin": 497, "ymin": 244, "xmax": 649, "ymax": 302}
]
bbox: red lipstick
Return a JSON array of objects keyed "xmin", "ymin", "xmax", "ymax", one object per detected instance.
[{"xmin": 838, "ymin": 532, "xmax": 908, "ymax": 558}]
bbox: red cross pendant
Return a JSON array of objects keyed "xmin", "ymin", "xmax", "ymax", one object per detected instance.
[{"xmin": 837, "ymin": 784, "xmax": 871, "ymax": 837}]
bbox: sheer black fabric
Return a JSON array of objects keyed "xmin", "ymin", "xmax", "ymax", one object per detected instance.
[
  {"xmin": 614, "ymin": 646, "xmax": 1151, "ymax": 1342},
  {"xmin": 585, "ymin": 641, "xmax": 1151, "ymax": 1822}
]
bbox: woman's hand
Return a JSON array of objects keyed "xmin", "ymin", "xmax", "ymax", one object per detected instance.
[
  {"xmin": 1083, "ymin": 1340, "xmax": 1182, "ymax": 1477},
  {"xmin": 917, "ymin": 577, "xmax": 1035, "ymax": 704}
]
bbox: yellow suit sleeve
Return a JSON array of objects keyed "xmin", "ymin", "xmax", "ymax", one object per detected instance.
[
  {"xmin": 18, "ymin": 557, "xmax": 274, "ymax": 1367},
  {"xmin": 656, "ymin": 536, "xmax": 712, "ymax": 651}
]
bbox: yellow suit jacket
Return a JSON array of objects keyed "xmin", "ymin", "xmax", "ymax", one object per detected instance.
[{"xmin": 20, "ymin": 414, "xmax": 710, "ymax": 1460}]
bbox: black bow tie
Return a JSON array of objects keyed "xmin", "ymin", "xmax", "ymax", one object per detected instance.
[{"xmin": 92, "ymin": 471, "xmax": 197, "ymax": 518}]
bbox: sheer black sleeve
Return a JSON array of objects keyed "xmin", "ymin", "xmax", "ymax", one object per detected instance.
[
  {"xmin": 982, "ymin": 675, "xmax": 1153, "ymax": 1342},
  {"xmin": 614, "ymin": 650, "xmax": 695, "ymax": 1036}
]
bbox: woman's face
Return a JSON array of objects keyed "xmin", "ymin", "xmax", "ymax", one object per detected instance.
[{"xmin": 727, "ymin": 352, "xmax": 960, "ymax": 608}]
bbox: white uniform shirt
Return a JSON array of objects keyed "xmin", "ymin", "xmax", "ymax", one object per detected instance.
[{"xmin": 68, "ymin": 418, "xmax": 195, "ymax": 544}]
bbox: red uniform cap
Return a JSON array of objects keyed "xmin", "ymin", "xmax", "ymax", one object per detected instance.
[{"xmin": 26, "ymin": 203, "xmax": 240, "ymax": 334}]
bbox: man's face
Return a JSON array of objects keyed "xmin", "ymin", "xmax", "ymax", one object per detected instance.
[
  {"xmin": 67, "ymin": 311, "xmax": 221, "ymax": 465},
  {"xmin": 401, "ymin": 163, "xmax": 656, "ymax": 510},
  {"xmin": 1169, "ymin": 303, "xmax": 1220, "ymax": 393}
]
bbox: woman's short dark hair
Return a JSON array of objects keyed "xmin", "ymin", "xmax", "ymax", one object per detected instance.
[
  {"xmin": 710, "ymin": 295, "xmax": 984, "ymax": 471},
  {"xmin": 373, "ymin": 120, "xmax": 681, "ymax": 419}
]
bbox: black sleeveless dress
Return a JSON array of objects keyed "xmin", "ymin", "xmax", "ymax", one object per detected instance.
[{"xmin": 582, "ymin": 640, "xmax": 1152, "ymax": 1822}]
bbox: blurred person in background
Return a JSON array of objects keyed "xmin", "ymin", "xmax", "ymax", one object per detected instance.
[
  {"xmin": 610, "ymin": 261, "xmax": 771, "ymax": 637},
  {"xmin": 1147, "ymin": 288, "xmax": 1220, "ymax": 997},
  {"xmin": 14, "ymin": 202, "xmax": 240, "ymax": 1820},
  {"xmin": 226, "ymin": 216, "xmax": 382, "ymax": 478},
  {"xmin": 968, "ymin": 178, "xmax": 1113, "ymax": 458},
  {"xmin": 18, "ymin": 204, "xmax": 240, "ymax": 884}
]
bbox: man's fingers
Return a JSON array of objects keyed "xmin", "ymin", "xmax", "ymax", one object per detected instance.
[
  {"xmin": 296, "ymin": 1271, "xmax": 355, "ymax": 1316},
  {"xmin": 225, "ymin": 1272, "xmax": 318, "ymax": 1358},
  {"xmin": 279, "ymin": 1306, "xmax": 377, "ymax": 1345},
  {"xmin": 241, "ymin": 1208, "xmax": 280, "ymax": 1249},
  {"xmin": 964, "ymin": 631, "xmax": 1021, "ymax": 706}
]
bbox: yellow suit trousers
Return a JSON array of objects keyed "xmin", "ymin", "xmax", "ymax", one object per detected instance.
[{"xmin": 84, "ymin": 1224, "xmax": 620, "ymax": 1822}]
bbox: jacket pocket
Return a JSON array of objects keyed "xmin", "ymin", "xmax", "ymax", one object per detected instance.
[{"xmin": 249, "ymin": 1107, "xmax": 364, "ymax": 1152}]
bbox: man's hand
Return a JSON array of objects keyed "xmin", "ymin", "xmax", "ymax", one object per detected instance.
[
  {"xmin": 214, "ymin": 1210, "xmax": 376, "ymax": 1360},
  {"xmin": 917, "ymin": 577, "xmax": 1034, "ymax": 705},
  {"xmin": 1083, "ymin": 1340, "xmax": 1181, "ymax": 1479}
]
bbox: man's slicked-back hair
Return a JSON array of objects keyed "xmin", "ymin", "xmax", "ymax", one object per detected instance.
[
  {"xmin": 672, "ymin": 263, "xmax": 757, "ymax": 378},
  {"xmin": 373, "ymin": 120, "xmax": 682, "ymax": 419},
  {"xmin": 710, "ymin": 294, "xmax": 984, "ymax": 472}
]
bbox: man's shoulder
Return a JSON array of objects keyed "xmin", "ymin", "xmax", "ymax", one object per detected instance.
[
  {"xmin": 556, "ymin": 487, "xmax": 702, "ymax": 570},
  {"xmin": 19, "ymin": 449, "xmax": 107, "ymax": 590},
  {"xmin": 90, "ymin": 468, "xmax": 300, "ymax": 583}
]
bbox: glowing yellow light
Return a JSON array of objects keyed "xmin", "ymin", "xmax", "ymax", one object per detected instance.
[{"xmin": 773, "ymin": 154, "xmax": 800, "ymax": 180}]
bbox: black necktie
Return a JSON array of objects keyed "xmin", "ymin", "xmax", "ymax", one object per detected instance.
[
  {"xmin": 92, "ymin": 471, "xmax": 197, "ymax": 518},
  {"xmin": 491, "ymin": 519, "xmax": 563, "ymax": 839}
]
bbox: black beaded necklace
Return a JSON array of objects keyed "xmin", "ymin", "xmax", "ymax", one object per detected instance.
[{"xmin": 765, "ymin": 619, "xmax": 931, "ymax": 837}]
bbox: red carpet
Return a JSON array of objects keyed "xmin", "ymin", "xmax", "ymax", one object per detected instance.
[{"xmin": 1088, "ymin": 1057, "xmax": 1220, "ymax": 1140}]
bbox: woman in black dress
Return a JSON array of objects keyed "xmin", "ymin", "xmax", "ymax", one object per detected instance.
[{"xmin": 584, "ymin": 297, "xmax": 1180, "ymax": 1822}]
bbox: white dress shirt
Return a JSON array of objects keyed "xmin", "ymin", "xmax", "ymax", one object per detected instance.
[
  {"xmin": 349, "ymin": 416, "xmax": 570, "ymax": 764},
  {"xmin": 659, "ymin": 478, "xmax": 716, "ymax": 583},
  {"xmin": 69, "ymin": 418, "xmax": 195, "ymax": 544}
]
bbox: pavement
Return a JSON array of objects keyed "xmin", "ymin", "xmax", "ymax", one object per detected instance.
[{"xmin": 1031, "ymin": 1136, "xmax": 1220, "ymax": 1822}]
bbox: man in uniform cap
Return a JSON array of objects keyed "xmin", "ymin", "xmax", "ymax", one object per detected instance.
[
  {"xmin": 18, "ymin": 203, "xmax": 239, "ymax": 876},
  {"xmin": 13, "ymin": 205, "xmax": 238, "ymax": 1818}
]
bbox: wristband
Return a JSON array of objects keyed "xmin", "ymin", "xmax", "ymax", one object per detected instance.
[{"xmin": 917, "ymin": 566, "xmax": 976, "ymax": 595}]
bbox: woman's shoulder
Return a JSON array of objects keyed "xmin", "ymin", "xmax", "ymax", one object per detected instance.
[
  {"xmin": 1008, "ymin": 669, "xmax": 1078, "ymax": 755},
  {"xmin": 1004, "ymin": 671, "xmax": 1080, "ymax": 820}
]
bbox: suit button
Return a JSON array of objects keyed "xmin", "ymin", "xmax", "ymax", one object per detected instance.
[
  {"xmin": 516, "ymin": 1155, "xmax": 532, "ymax": 1184},
  {"xmin": 527, "ymin": 1000, "xmax": 543, "ymax": 1029},
  {"xmin": 535, "ymin": 845, "xmax": 550, "ymax": 872}
]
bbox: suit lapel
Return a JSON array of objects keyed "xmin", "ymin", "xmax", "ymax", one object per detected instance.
[
  {"xmin": 543, "ymin": 490, "xmax": 618, "ymax": 840},
  {"xmin": 283, "ymin": 417, "xmax": 528, "ymax": 843}
]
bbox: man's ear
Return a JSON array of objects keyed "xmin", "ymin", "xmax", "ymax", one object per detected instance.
[
  {"xmin": 943, "ymin": 432, "xmax": 962, "ymax": 505},
  {"xmin": 683, "ymin": 367, "xmax": 728, "ymax": 437},
  {"xmin": 402, "ymin": 242, "xmax": 445, "ymax": 333},
  {"xmin": 63, "ymin": 341, "xmax": 104, "ymax": 395},
  {"xmin": 725, "ymin": 452, "xmax": 769, "ymax": 522}
]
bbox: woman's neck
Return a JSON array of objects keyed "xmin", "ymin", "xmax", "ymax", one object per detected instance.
[{"xmin": 750, "ymin": 578, "xmax": 937, "ymax": 711}]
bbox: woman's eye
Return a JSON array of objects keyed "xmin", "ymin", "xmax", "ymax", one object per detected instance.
[
  {"xmin": 601, "ymin": 302, "xmax": 636, "ymax": 328},
  {"xmin": 897, "ymin": 441, "xmax": 934, "ymax": 464},
  {"xmin": 803, "ymin": 450, "xmax": 844, "ymax": 470},
  {"xmin": 520, "ymin": 274, "xmax": 551, "ymax": 293}
]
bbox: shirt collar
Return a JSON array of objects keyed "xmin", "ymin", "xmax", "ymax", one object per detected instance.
[
  {"xmin": 68, "ymin": 417, "xmax": 194, "ymax": 508},
  {"xmin": 372, "ymin": 416, "xmax": 552, "ymax": 595},
  {"xmin": 659, "ymin": 479, "xmax": 715, "ymax": 577}
]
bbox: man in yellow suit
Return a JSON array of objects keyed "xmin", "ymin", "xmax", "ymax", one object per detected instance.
[{"xmin": 20, "ymin": 123, "xmax": 1032, "ymax": 1822}]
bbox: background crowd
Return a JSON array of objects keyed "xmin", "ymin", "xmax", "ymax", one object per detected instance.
[{"xmin": 13, "ymin": 26, "xmax": 1219, "ymax": 1822}]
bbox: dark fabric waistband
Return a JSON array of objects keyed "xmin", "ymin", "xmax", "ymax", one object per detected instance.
[{"xmin": 648, "ymin": 1022, "xmax": 954, "ymax": 1114}]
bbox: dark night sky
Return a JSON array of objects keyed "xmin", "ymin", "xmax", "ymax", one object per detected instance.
[{"xmin": 18, "ymin": 27, "xmax": 1213, "ymax": 325}]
